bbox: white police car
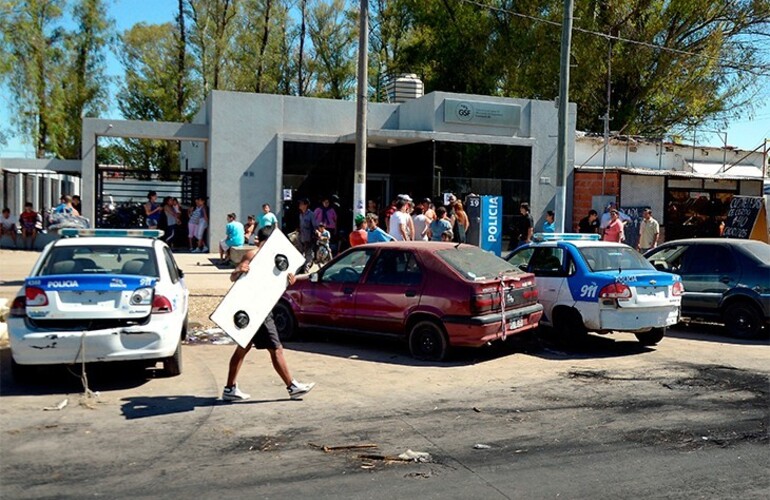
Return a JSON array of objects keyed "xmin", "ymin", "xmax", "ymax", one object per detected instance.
[
  {"xmin": 8, "ymin": 229, "xmax": 188, "ymax": 378},
  {"xmin": 506, "ymin": 234, "xmax": 683, "ymax": 345}
]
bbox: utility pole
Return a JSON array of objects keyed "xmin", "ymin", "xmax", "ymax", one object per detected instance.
[
  {"xmin": 352, "ymin": 0, "xmax": 369, "ymax": 228},
  {"xmin": 555, "ymin": 0, "xmax": 574, "ymax": 232},
  {"xmin": 601, "ymin": 36, "xmax": 612, "ymax": 195}
]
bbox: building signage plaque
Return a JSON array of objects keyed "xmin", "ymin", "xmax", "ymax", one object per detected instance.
[{"xmin": 443, "ymin": 98, "xmax": 521, "ymax": 129}]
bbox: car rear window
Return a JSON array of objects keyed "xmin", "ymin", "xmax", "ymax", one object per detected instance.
[
  {"xmin": 741, "ymin": 241, "xmax": 770, "ymax": 263},
  {"xmin": 580, "ymin": 246, "xmax": 655, "ymax": 272},
  {"xmin": 436, "ymin": 246, "xmax": 517, "ymax": 281},
  {"xmin": 39, "ymin": 245, "xmax": 158, "ymax": 277}
]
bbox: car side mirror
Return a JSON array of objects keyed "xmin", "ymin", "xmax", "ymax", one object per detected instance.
[
  {"xmin": 518, "ymin": 264, "xmax": 528, "ymax": 272},
  {"xmin": 177, "ymin": 268, "xmax": 184, "ymax": 278},
  {"xmin": 310, "ymin": 273, "xmax": 319, "ymax": 283}
]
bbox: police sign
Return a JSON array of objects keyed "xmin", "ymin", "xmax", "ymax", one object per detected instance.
[{"xmin": 480, "ymin": 196, "xmax": 503, "ymax": 256}]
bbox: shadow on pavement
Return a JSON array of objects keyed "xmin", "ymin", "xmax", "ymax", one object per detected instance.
[
  {"xmin": 666, "ymin": 323, "xmax": 770, "ymax": 346},
  {"xmin": 120, "ymin": 395, "xmax": 287, "ymax": 419},
  {"xmin": 284, "ymin": 328, "xmax": 652, "ymax": 366},
  {"xmin": 0, "ymin": 347, "xmax": 155, "ymax": 396}
]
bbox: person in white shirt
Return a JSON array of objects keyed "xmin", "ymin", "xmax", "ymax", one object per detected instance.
[
  {"xmin": 1, "ymin": 207, "xmax": 18, "ymax": 247},
  {"xmin": 599, "ymin": 201, "xmax": 632, "ymax": 230},
  {"xmin": 411, "ymin": 205, "xmax": 430, "ymax": 241},
  {"xmin": 388, "ymin": 199, "xmax": 411, "ymax": 241}
]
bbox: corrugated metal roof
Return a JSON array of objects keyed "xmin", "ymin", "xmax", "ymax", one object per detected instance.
[{"xmin": 574, "ymin": 165, "xmax": 765, "ymax": 181}]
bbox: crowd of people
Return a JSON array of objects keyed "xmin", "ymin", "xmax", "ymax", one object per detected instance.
[
  {"xmin": 349, "ymin": 193, "xmax": 471, "ymax": 247},
  {"xmin": 0, "ymin": 195, "xmax": 86, "ymax": 250}
]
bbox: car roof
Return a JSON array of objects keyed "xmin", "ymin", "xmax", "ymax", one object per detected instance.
[
  {"xmin": 529, "ymin": 240, "xmax": 629, "ymax": 249},
  {"xmin": 50, "ymin": 237, "xmax": 158, "ymax": 249},
  {"xmin": 657, "ymin": 238, "xmax": 769, "ymax": 247},
  {"xmin": 356, "ymin": 241, "xmax": 477, "ymax": 252}
]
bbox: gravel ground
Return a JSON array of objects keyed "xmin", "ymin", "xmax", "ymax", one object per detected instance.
[{"xmin": 187, "ymin": 288, "xmax": 227, "ymax": 330}]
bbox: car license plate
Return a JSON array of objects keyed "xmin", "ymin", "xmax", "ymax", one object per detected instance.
[{"xmin": 508, "ymin": 317, "xmax": 525, "ymax": 330}]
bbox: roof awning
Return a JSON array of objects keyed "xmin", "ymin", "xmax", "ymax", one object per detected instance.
[{"xmin": 684, "ymin": 161, "xmax": 763, "ymax": 178}]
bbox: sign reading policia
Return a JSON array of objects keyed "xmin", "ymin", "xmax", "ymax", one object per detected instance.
[{"xmin": 723, "ymin": 196, "xmax": 769, "ymax": 243}]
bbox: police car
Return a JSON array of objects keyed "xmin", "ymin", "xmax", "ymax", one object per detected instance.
[
  {"xmin": 8, "ymin": 229, "xmax": 188, "ymax": 378},
  {"xmin": 506, "ymin": 234, "xmax": 683, "ymax": 345}
]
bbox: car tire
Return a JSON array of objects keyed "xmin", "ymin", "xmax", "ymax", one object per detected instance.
[
  {"xmin": 408, "ymin": 320, "xmax": 448, "ymax": 361},
  {"xmin": 723, "ymin": 301, "xmax": 764, "ymax": 339},
  {"xmin": 554, "ymin": 308, "xmax": 587, "ymax": 344},
  {"xmin": 273, "ymin": 301, "xmax": 298, "ymax": 342},
  {"xmin": 163, "ymin": 341, "xmax": 183, "ymax": 377},
  {"xmin": 635, "ymin": 327, "xmax": 665, "ymax": 346},
  {"xmin": 11, "ymin": 358, "xmax": 37, "ymax": 383}
]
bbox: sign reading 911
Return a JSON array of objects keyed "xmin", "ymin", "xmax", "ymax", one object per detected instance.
[{"xmin": 480, "ymin": 195, "xmax": 503, "ymax": 256}]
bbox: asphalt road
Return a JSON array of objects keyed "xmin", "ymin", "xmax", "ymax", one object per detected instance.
[
  {"xmin": 1, "ymin": 325, "xmax": 768, "ymax": 499},
  {"xmin": 1, "ymin": 249, "xmax": 768, "ymax": 499}
]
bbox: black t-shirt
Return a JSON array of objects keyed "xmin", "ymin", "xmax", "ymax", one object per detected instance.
[
  {"xmin": 519, "ymin": 213, "xmax": 533, "ymax": 241},
  {"xmin": 578, "ymin": 216, "xmax": 599, "ymax": 234}
]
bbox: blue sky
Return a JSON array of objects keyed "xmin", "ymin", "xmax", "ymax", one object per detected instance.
[{"xmin": 1, "ymin": 0, "xmax": 769, "ymax": 157}]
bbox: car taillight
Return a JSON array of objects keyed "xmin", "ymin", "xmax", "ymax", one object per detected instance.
[
  {"xmin": 152, "ymin": 295, "xmax": 173, "ymax": 314},
  {"xmin": 25, "ymin": 287, "xmax": 49, "ymax": 307},
  {"xmin": 10, "ymin": 296, "xmax": 27, "ymax": 317},
  {"xmin": 522, "ymin": 288, "xmax": 538, "ymax": 301},
  {"xmin": 672, "ymin": 281, "xmax": 684, "ymax": 296},
  {"xmin": 599, "ymin": 282, "xmax": 632, "ymax": 300},
  {"xmin": 471, "ymin": 292, "xmax": 497, "ymax": 315}
]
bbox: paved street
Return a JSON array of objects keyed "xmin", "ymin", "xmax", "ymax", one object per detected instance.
[{"xmin": 1, "ymin": 249, "xmax": 768, "ymax": 499}]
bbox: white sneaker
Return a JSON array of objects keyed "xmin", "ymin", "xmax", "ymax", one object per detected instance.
[
  {"xmin": 222, "ymin": 384, "xmax": 250, "ymax": 401},
  {"xmin": 288, "ymin": 381, "xmax": 315, "ymax": 400},
  {"xmin": 191, "ymin": 248, "xmax": 200, "ymax": 253},
  {"xmin": 201, "ymin": 246, "xmax": 209, "ymax": 253}
]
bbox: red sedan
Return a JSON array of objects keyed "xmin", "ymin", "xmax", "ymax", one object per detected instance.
[{"xmin": 272, "ymin": 242, "xmax": 543, "ymax": 360}]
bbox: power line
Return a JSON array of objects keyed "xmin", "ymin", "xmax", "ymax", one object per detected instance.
[{"xmin": 459, "ymin": 0, "xmax": 770, "ymax": 76}]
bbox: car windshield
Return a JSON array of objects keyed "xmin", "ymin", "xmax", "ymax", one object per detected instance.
[
  {"xmin": 39, "ymin": 245, "xmax": 158, "ymax": 277},
  {"xmin": 579, "ymin": 246, "xmax": 655, "ymax": 272},
  {"xmin": 437, "ymin": 246, "xmax": 518, "ymax": 280}
]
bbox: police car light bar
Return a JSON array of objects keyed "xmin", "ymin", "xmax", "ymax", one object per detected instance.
[
  {"xmin": 60, "ymin": 228, "xmax": 165, "ymax": 238},
  {"xmin": 532, "ymin": 233, "xmax": 600, "ymax": 242}
]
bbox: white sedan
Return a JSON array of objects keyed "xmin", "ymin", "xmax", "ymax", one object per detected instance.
[{"xmin": 8, "ymin": 229, "xmax": 188, "ymax": 378}]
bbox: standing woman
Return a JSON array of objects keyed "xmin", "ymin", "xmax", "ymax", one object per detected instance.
[
  {"xmin": 453, "ymin": 200, "xmax": 470, "ymax": 243},
  {"xmin": 163, "ymin": 197, "xmax": 181, "ymax": 248}
]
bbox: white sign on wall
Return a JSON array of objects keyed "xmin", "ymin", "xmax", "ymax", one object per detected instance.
[{"xmin": 443, "ymin": 98, "xmax": 521, "ymax": 129}]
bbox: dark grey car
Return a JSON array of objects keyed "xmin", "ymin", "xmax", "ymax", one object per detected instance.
[{"xmin": 644, "ymin": 238, "xmax": 770, "ymax": 338}]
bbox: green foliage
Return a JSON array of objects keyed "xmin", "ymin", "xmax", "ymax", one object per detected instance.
[
  {"xmin": 390, "ymin": 0, "xmax": 770, "ymax": 135},
  {"xmin": 0, "ymin": 0, "xmax": 111, "ymax": 159}
]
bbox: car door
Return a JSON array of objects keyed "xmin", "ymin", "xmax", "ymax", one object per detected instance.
[
  {"xmin": 300, "ymin": 248, "xmax": 375, "ymax": 328},
  {"xmin": 677, "ymin": 244, "xmax": 738, "ymax": 315},
  {"xmin": 355, "ymin": 249, "xmax": 424, "ymax": 335},
  {"xmin": 526, "ymin": 246, "xmax": 569, "ymax": 325}
]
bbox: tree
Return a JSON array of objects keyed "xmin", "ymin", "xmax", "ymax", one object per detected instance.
[
  {"xmin": 392, "ymin": 0, "xmax": 770, "ymax": 135},
  {"xmin": 59, "ymin": 0, "xmax": 112, "ymax": 159},
  {"xmin": 306, "ymin": 0, "xmax": 357, "ymax": 99},
  {"xmin": 116, "ymin": 22, "xmax": 199, "ymax": 175},
  {"xmin": 186, "ymin": 0, "xmax": 238, "ymax": 94},
  {"xmin": 0, "ymin": 0, "xmax": 67, "ymax": 158},
  {"xmin": 0, "ymin": 0, "xmax": 111, "ymax": 159}
]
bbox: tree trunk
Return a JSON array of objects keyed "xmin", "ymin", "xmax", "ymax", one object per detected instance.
[
  {"xmin": 255, "ymin": 0, "xmax": 272, "ymax": 93},
  {"xmin": 176, "ymin": 0, "xmax": 186, "ymax": 119},
  {"xmin": 298, "ymin": 0, "xmax": 306, "ymax": 96}
]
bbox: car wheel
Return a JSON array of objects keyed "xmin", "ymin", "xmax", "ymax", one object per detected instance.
[
  {"xmin": 273, "ymin": 301, "xmax": 298, "ymax": 342},
  {"xmin": 554, "ymin": 308, "xmax": 587, "ymax": 344},
  {"xmin": 163, "ymin": 341, "xmax": 183, "ymax": 377},
  {"xmin": 723, "ymin": 301, "xmax": 763, "ymax": 339},
  {"xmin": 11, "ymin": 358, "xmax": 37, "ymax": 382},
  {"xmin": 635, "ymin": 327, "xmax": 665, "ymax": 346},
  {"xmin": 408, "ymin": 320, "xmax": 448, "ymax": 361}
]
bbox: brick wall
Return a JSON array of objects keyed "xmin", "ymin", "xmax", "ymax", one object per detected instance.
[{"xmin": 572, "ymin": 171, "xmax": 620, "ymax": 231}]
